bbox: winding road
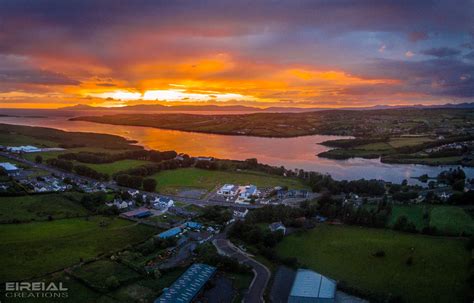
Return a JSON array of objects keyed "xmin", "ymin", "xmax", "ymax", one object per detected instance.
[{"xmin": 213, "ymin": 237, "xmax": 271, "ymax": 303}]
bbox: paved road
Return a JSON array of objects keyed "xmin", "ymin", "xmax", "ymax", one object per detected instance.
[{"xmin": 213, "ymin": 237, "xmax": 271, "ymax": 303}]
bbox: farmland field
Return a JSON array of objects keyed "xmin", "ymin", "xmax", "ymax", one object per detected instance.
[
  {"xmin": 388, "ymin": 205, "xmax": 429, "ymax": 230},
  {"xmin": 76, "ymin": 159, "xmax": 150, "ymax": 175},
  {"xmin": 0, "ymin": 193, "xmax": 90, "ymax": 223},
  {"xmin": 151, "ymin": 167, "xmax": 308, "ymax": 194},
  {"xmin": 276, "ymin": 225, "xmax": 470, "ymax": 303},
  {"xmin": 72, "ymin": 259, "xmax": 142, "ymax": 290},
  {"xmin": 429, "ymin": 206, "xmax": 474, "ymax": 235},
  {"xmin": 0, "ymin": 216, "xmax": 156, "ymax": 281},
  {"xmin": 387, "ymin": 205, "xmax": 474, "ymax": 235}
]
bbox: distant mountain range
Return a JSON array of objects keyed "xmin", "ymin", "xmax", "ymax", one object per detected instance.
[{"xmin": 61, "ymin": 102, "xmax": 474, "ymax": 113}]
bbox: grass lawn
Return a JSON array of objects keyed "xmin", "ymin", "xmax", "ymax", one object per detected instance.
[
  {"xmin": 388, "ymin": 205, "xmax": 430, "ymax": 230},
  {"xmin": 151, "ymin": 168, "xmax": 308, "ymax": 194},
  {"xmin": 430, "ymin": 206, "xmax": 474, "ymax": 235},
  {"xmin": 0, "ymin": 193, "xmax": 90, "ymax": 223},
  {"xmin": 276, "ymin": 225, "xmax": 470, "ymax": 303},
  {"xmin": 0, "ymin": 216, "xmax": 156, "ymax": 282},
  {"xmin": 77, "ymin": 159, "xmax": 150, "ymax": 175},
  {"xmin": 72, "ymin": 259, "xmax": 142, "ymax": 291},
  {"xmin": 388, "ymin": 137, "xmax": 433, "ymax": 148},
  {"xmin": 0, "ymin": 133, "xmax": 58, "ymax": 148}
]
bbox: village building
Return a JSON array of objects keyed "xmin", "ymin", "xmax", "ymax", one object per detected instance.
[
  {"xmin": 288, "ymin": 269, "xmax": 336, "ymax": 303},
  {"xmin": 0, "ymin": 162, "xmax": 19, "ymax": 172},
  {"xmin": 233, "ymin": 207, "xmax": 249, "ymax": 219},
  {"xmin": 269, "ymin": 221, "xmax": 286, "ymax": 235},
  {"xmin": 217, "ymin": 184, "xmax": 239, "ymax": 197},
  {"xmin": 6, "ymin": 145, "xmax": 41, "ymax": 153}
]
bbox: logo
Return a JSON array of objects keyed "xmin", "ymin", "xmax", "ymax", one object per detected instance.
[{"xmin": 4, "ymin": 282, "xmax": 68, "ymax": 299}]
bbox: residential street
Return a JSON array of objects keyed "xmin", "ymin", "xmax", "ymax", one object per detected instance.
[{"xmin": 213, "ymin": 237, "xmax": 271, "ymax": 303}]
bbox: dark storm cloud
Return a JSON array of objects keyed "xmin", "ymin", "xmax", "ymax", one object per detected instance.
[
  {"xmin": 0, "ymin": 69, "xmax": 80, "ymax": 85},
  {"xmin": 0, "ymin": 0, "xmax": 473, "ymax": 105},
  {"xmin": 421, "ymin": 47, "xmax": 462, "ymax": 58},
  {"xmin": 351, "ymin": 58, "xmax": 474, "ymax": 97}
]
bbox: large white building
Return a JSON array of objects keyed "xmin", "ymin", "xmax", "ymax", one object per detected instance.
[
  {"xmin": 7, "ymin": 145, "xmax": 41, "ymax": 153},
  {"xmin": 217, "ymin": 184, "xmax": 239, "ymax": 197},
  {"xmin": 0, "ymin": 162, "xmax": 19, "ymax": 172},
  {"xmin": 288, "ymin": 269, "xmax": 336, "ymax": 303}
]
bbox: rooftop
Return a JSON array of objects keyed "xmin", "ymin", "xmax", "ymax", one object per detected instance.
[
  {"xmin": 155, "ymin": 263, "xmax": 216, "ymax": 303},
  {"xmin": 289, "ymin": 269, "xmax": 336, "ymax": 300},
  {"xmin": 158, "ymin": 227, "xmax": 182, "ymax": 239},
  {"xmin": 0, "ymin": 162, "xmax": 18, "ymax": 171}
]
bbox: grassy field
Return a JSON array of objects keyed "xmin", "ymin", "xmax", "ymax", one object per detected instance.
[
  {"xmin": 430, "ymin": 206, "xmax": 474, "ymax": 235},
  {"xmin": 0, "ymin": 193, "xmax": 90, "ymax": 223},
  {"xmin": 388, "ymin": 205, "xmax": 429, "ymax": 230},
  {"xmin": 152, "ymin": 168, "xmax": 308, "ymax": 194},
  {"xmin": 76, "ymin": 159, "xmax": 150, "ymax": 175},
  {"xmin": 387, "ymin": 205, "xmax": 474, "ymax": 235},
  {"xmin": 276, "ymin": 225, "xmax": 470, "ymax": 303},
  {"xmin": 388, "ymin": 137, "xmax": 433, "ymax": 148},
  {"xmin": 0, "ymin": 133, "xmax": 58, "ymax": 148},
  {"xmin": 72, "ymin": 259, "xmax": 142, "ymax": 291},
  {"xmin": 0, "ymin": 216, "xmax": 156, "ymax": 281}
]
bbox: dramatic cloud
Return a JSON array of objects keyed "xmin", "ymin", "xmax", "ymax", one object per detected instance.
[
  {"xmin": 0, "ymin": 0, "xmax": 473, "ymax": 108},
  {"xmin": 420, "ymin": 47, "xmax": 462, "ymax": 58}
]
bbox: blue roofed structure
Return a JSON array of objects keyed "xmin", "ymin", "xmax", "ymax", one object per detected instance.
[
  {"xmin": 288, "ymin": 269, "xmax": 336, "ymax": 303},
  {"xmin": 184, "ymin": 221, "xmax": 202, "ymax": 230},
  {"xmin": 158, "ymin": 227, "xmax": 182, "ymax": 239},
  {"xmin": 155, "ymin": 263, "xmax": 216, "ymax": 303}
]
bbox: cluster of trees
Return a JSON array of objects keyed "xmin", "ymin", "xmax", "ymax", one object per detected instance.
[
  {"xmin": 316, "ymin": 194, "xmax": 392, "ymax": 228},
  {"xmin": 113, "ymin": 158, "xmax": 194, "ymax": 179},
  {"xmin": 80, "ymin": 192, "xmax": 119, "ymax": 215},
  {"xmin": 115, "ymin": 174, "xmax": 157, "ymax": 191},
  {"xmin": 47, "ymin": 158, "xmax": 74, "ymax": 172},
  {"xmin": 200, "ymin": 206, "xmax": 232, "ymax": 225},
  {"xmin": 246, "ymin": 204, "xmax": 308, "ymax": 226},
  {"xmin": 228, "ymin": 220, "xmax": 298, "ymax": 268},
  {"xmin": 296, "ymin": 170, "xmax": 386, "ymax": 195},
  {"xmin": 437, "ymin": 168, "xmax": 466, "ymax": 191},
  {"xmin": 74, "ymin": 165, "xmax": 109, "ymax": 181},
  {"xmin": 448, "ymin": 191, "xmax": 474, "ymax": 205},
  {"xmin": 46, "ymin": 158, "xmax": 109, "ymax": 181}
]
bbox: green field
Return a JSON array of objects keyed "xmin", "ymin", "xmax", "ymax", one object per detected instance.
[
  {"xmin": 387, "ymin": 205, "xmax": 474, "ymax": 235},
  {"xmin": 151, "ymin": 168, "xmax": 308, "ymax": 194},
  {"xmin": 0, "ymin": 133, "xmax": 58, "ymax": 148},
  {"xmin": 72, "ymin": 259, "xmax": 142, "ymax": 290},
  {"xmin": 430, "ymin": 206, "xmax": 474, "ymax": 235},
  {"xmin": 77, "ymin": 159, "xmax": 150, "ymax": 175},
  {"xmin": 0, "ymin": 193, "xmax": 90, "ymax": 223},
  {"xmin": 0, "ymin": 216, "xmax": 156, "ymax": 281},
  {"xmin": 276, "ymin": 225, "xmax": 470, "ymax": 303},
  {"xmin": 388, "ymin": 137, "xmax": 433, "ymax": 148},
  {"xmin": 388, "ymin": 205, "xmax": 429, "ymax": 230}
]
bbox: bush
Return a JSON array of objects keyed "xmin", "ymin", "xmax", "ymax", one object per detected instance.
[
  {"xmin": 373, "ymin": 250, "xmax": 386, "ymax": 257},
  {"xmin": 105, "ymin": 276, "xmax": 120, "ymax": 289}
]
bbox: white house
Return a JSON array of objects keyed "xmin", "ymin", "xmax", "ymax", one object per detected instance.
[
  {"xmin": 233, "ymin": 207, "xmax": 249, "ymax": 218},
  {"xmin": 269, "ymin": 221, "xmax": 286, "ymax": 235},
  {"xmin": 235, "ymin": 185, "xmax": 259, "ymax": 204},
  {"xmin": 153, "ymin": 196, "xmax": 174, "ymax": 209},
  {"xmin": 217, "ymin": 184, "xmax": 239, "ymax": 197}
]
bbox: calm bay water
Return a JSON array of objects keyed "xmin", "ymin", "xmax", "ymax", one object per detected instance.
[{"xmin": 0, "ymin": 109, "xmax": 472, "ymax": 185}]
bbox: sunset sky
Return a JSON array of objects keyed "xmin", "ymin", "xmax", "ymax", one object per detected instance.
[{"xmin": 1, "ymin": 0, "xmax": 473, "ymax": 108}]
